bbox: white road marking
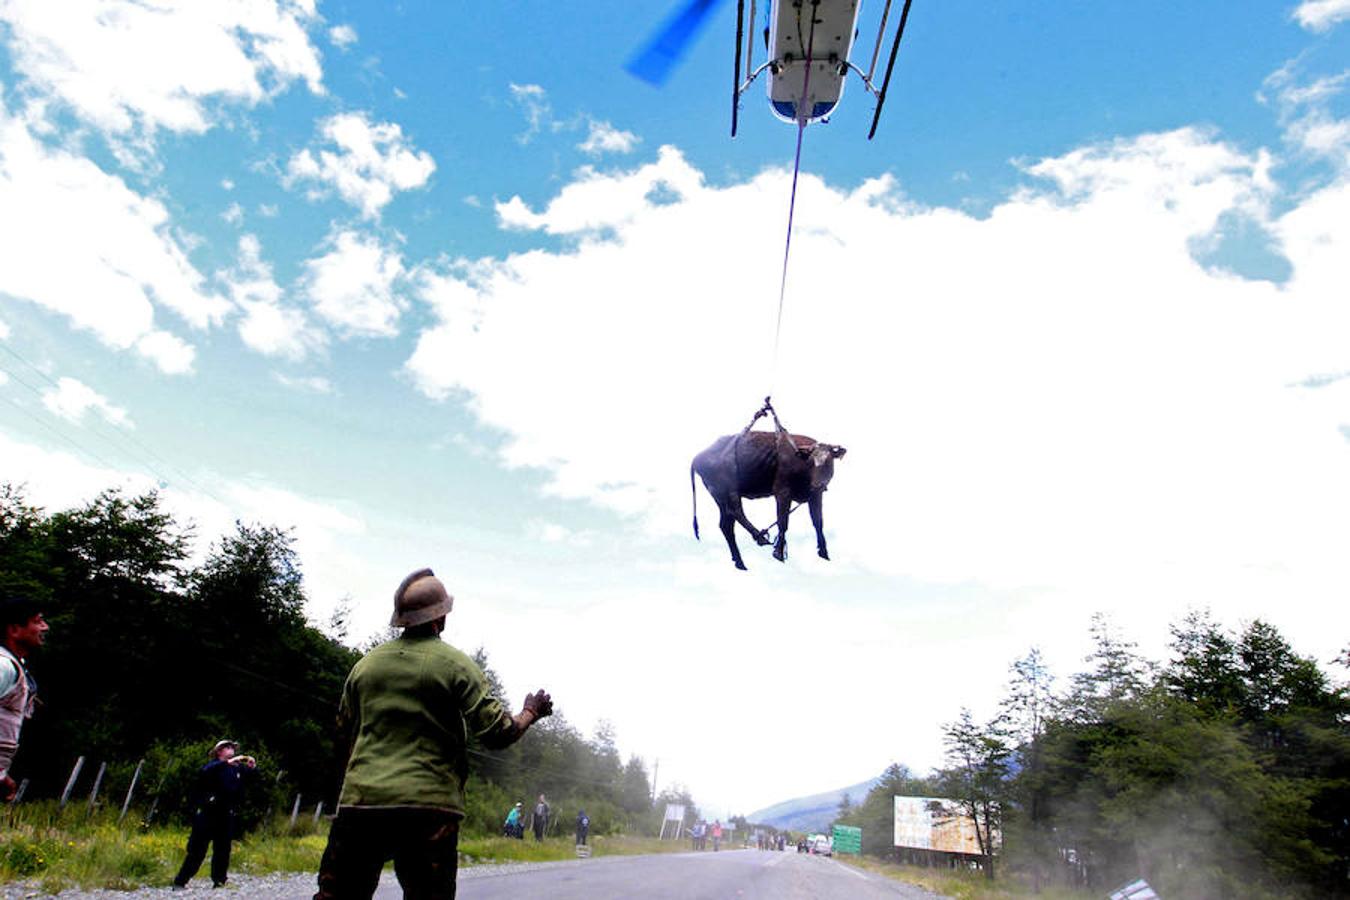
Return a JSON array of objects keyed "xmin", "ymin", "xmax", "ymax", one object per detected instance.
[{"xmin": 836, "ymin": 860, "xmax": 871, "ymax": 881}]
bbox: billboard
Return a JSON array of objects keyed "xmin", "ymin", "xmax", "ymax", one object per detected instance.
[{"xmin": 893, "ymin": 796, "xmax": 996, "ymax": 855}]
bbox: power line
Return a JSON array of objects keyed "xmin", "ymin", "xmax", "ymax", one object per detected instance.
[
  {"xmin": 0, "ymin": 346, "xmax": 228, "ymax": 506},
  {"xmin": 0, "ymin": 392, "xmax": 121, "ymax": 472}
]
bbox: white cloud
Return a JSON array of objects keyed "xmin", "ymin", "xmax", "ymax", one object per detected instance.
[
  {"xmin": 1262, "ymin": 64, "xmax": 1350, "ymax": 163},
  {"xmin": 0, "ymin": 0, "xmax": 324, "ymax": 141},
  {"xmin": 0, "ymin": 91, "xmax": 225, "ymax": 373},
  {"xmin": 524, "ymin": 518, "xmax": 593, "ymax": 547},
  {"xmin": 508, "ymin": 83, "xmax": 551, "ymax": 144},
  {"xmin": 496, "ymin": 144, "xmax": 703, "ymax": 235},
  {"xmin": 223, "ymin": 234, "xmax": 324, "ymax": 360},
  {"xmin": 407, "ymin": 132, "xmax": 1350, "ymax": 662},
  {"xmin": 286, "ymin": 112, "xmax": 435, "ymax": 219},
  {"xmin": 274, "ymin": 372, "xmax": 334, "ymax": 394},
  {"xmin": 578, "ymin": 119, "xmax": 639, "ymax": 156},
  {"xmin": 1293, "ymin": 0, "xmax": 1350, "ymax": 31},
  {"xmin": 300, "ymin": 230, "xmax": 405, "ymax": 337},
  {"xmin": 222, "ymin": 201, "xmax": 244, "ymax": 225},
  {"xmin": 135, "ymin": 331, "xmax": 196, "ymax": 374},
  {"xmin": 328, "ymin": 23, "xmax": 358, "ymax": 50},
  {"xmin": 41, "ymin": 376, "xmax": 132, "ymax": 428}
]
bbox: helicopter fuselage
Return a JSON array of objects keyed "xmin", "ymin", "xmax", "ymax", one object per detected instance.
[{"xmin": 767, "ymin": 0, "xmax": 860, "ymax": 125}]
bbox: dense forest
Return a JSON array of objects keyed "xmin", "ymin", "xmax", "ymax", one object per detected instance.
[
  {"xmin": 0, "ymin": 485, "xmax": 682, "ymax": 837},
  {"xmin": 835, "ymin": 614, "xmax": 1350, "ymax": 899}
]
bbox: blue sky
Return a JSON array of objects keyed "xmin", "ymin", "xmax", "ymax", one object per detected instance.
[{"xmin": 2, "ymin": 0, "xmax": 1350, "ymax": 816}]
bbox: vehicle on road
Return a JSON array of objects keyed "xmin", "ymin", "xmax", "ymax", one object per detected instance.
[{"xmin": 810, "ymin": 834, "xmax": 833, "ymax": 857}]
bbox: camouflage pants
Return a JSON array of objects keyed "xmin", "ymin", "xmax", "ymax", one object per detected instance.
[{"xmin": 314, "ymin": 808, "xmax": 460, "ymax": 900}]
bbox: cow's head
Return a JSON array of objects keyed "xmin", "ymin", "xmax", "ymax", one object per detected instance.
[{"xmin": 808, "ymin": 443, "xmax": 846, "ymax": 489}]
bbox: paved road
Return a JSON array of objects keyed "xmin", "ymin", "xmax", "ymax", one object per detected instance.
[
  {"xmin": 380, "ymin": 849, "xmax": 944, "ymax": 900},
  {"xmin": 3, "ymin": 851, "xmax": 945, "ymax": 899}
]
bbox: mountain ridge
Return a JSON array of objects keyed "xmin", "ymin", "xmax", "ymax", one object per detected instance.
[{"xmin": 745, "ymin": 777, "xmax": 878, "ymax": 832}]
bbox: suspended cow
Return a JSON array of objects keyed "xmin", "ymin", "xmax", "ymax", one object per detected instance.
[{"xmin": 690, "ymin": 403, "xmax": 846, "ymax": 570}]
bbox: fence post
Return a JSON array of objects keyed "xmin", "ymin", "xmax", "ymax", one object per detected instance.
[
  {"xmin": 86, "ymin": 761, "xmax": 107, "ymax": 817},
  {"xmin": 313, "ymin": 800, "xmax": 324, "ymax": 824},
  {"xmin": 6, "ymin": 778, "xmax": 29, "ymax": 827},
  {"xmin": 289, "ymin": 793, "xmax": 302, "ymax": 827},
  {"xmin": 145, "ymin": 773, "xmax": 170, "ymax": 825},
  {"xmin": 119, "ymin": 759, "xmax": 144, "ymax": 824},
  {"xmin": 59, "ymin": 756, "xmax": 85, "ymax": 810}
]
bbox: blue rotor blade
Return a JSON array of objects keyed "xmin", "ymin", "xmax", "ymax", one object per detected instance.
[{"xmin": 626, "ymin": 0, "xmax": 728, "ymax": 86}]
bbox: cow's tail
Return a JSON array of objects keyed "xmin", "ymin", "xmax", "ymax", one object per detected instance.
[{"xmin": 690, "ymin": 465, "xmax": 700, "ymax": 540}]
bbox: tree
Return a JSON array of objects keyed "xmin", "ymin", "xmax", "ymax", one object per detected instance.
[
  {"xmin": 618, "ymin": 756, "xmax": 653, "ymax": 819},
  {"xmin": 0, "ymin": 484, "xmax": 56, "ymax": 600},
  {"xmin": 1065, "ymin": 613, "xmax": 1149, "ymax": 723},
  {"xmin": 1164, "ymin": 609, "xmax": 1243, "ymax": 714},
  {"xmin": 939, "ymin": 708, "xmax": 1011, "ymax": 879},
  {"xmin": 1000, "ymin": 647, "xmax": 1056, "ymax": 889}
]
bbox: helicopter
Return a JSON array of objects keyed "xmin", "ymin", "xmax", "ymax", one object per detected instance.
[{"xmin": 627, "ymin": 0, "xmax": 916, "ymax": 138}]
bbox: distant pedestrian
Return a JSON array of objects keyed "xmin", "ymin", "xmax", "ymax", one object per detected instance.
[
  {"xmin": 532, "ymin": 793, "xmax": 550, "ymax": 841},
  {"xmin": 314, "ymin": 568, "xmax": 552, "ymax": 900},
  {"xmin": 0, "ymin": 596, "xmax": 46, "ymax": 803},
  {"xmin": 172, "ymin": 740, "xmax": 257, "ymax": 889},
  {"xmin": 711, "ymin": 820, "xmax": 723, "ymax": 852},
  {"xmin": 575, "ymin": 808, "xmax": 589, "ymax": 846},
  {"xmin": 504, "ymin": 801, "xmax": 524, "ymax": 839}
]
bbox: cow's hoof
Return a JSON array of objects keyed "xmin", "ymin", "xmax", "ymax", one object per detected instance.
[
  {"xmin": 818, "ymin": 548, "xmax": 830, "ymax": 561},
  {"xmin": 735, "ymin": 560, "xmax": 747, "ymax": 571},
  {"xmin": 755, "ymin": 531, "xmax": 772, "ymax": 546},
  {"xmin": 773, "ymin": 548, "xmax": 786, "ymax": 563}
]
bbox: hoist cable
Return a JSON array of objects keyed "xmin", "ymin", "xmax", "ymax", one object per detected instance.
[{"xmin": 769, "ymin": 1, "xmax": 819, "ymax": 396}]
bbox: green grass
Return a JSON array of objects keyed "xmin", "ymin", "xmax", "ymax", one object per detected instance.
[
  {"xmin": 840, "ymin": 856, "xmax": 1096, "ymax": 900},
  {"xmin": 0, "ymin": 803, "xmax": 689, "ymax": 892}
]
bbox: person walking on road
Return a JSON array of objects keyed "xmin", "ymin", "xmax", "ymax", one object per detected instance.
[
  {"xmin": 532, "ymin": 793, "xmax": 550, "ymax": 842},
  {"xmin": 575, "ymin": 808, "xmax": 589, "ymax": 846},
  {"xmin": 314, "ymin": 568, "xmax": 552, "ymax": 900},
  {"xmin": 172, "ymin": 740, "xmax": 257, "ymax": 889},
  {"xmin": 711, "ymin": 820, "xmax": 723, "ymax": 852},
  {"xmin": 0, "ymin": 596, "xmax": 47, "ymax": 803}
]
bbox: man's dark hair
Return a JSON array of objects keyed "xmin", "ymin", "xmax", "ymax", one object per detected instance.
[{"xmin": 0, "ymin": 596, "xmax": 42, "ymax": 630}]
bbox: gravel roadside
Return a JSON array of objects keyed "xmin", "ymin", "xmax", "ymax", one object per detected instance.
[{"xmin": 0, "ymin": 859, "xmax": 593, "ymax": 899}]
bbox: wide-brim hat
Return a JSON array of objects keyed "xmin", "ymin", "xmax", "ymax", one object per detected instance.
[
  {"xmin": 392, "ymin": 568, "xmax": 454, "ymax": 627},
  {"xmin": 211, "ymin": 740, "xmax": 238, "ymax": 757}
]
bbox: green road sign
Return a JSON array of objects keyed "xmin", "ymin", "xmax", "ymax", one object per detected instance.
[{"xmin": 832, "ymin": 824, "xmax": 862, "ymax": 855}]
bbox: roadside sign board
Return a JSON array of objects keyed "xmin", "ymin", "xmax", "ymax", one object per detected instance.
[
  {"xmin": 893, "ymin": 796, "xmax": 996, "ymax": 855},
  {"xmin": 832, "ymin": 824, "xmax": 862, "ymax": 855}
]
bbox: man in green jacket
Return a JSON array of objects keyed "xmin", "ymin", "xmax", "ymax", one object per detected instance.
[{"xmin": 314, "ymin": 568, "xmax": 553, "ymax": 900}]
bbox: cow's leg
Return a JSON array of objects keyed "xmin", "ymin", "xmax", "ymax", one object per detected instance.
[
  {"xmin": 809, "ymin": 493, "xmax": 829, "ymax": 560},
  {"xmin": 718, "ymin": 506, "xmax": 747, "ymax": 570},
  {"xmin": 729, "ymin": 493, "xmax": 772, "ymax": 546},
  {"xmin": 772, "ymin": 492, "xmax": 791, "ymax": 562}
]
